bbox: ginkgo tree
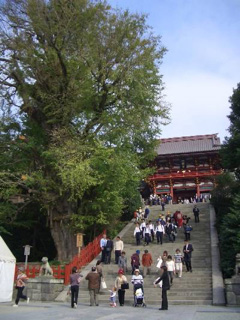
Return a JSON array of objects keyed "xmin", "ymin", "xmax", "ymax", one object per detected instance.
[{"xmin": 0, "ymin": 0, "xmax": 169, "ymax": 260}]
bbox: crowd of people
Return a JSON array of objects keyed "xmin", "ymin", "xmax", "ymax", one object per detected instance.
[
  {"xmin": 146, "ymin": 193, "xmax": 210, "ymax": 206},
  {"xmin": 133, "ymin": 206, "xmax": 199, "ymax": 245},
  {"xmin": 83, "ymin": 203, "xmax": 197, "ymax": 310},
  {"xmin": 83, "ymin": 204, "xmax": 198, "ymax": 310},
  {"xmin": 13, "ymin": 203, "xmax": 198, "ymax": 311}
]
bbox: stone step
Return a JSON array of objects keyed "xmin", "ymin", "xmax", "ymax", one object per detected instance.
[
  {"xmin": 81, "ymin": 277, "xmax": 212, "ymax": 289},
  {"xmin": 72, "ymin": 203, "xmax": 214, "ymax": 306},
  {"xmin": 101, "ymin": 269, "xmax": 213, "ymax": 275},
  {"xmin": 80, "ymin": 283, "xmax": 212, "ymax": 290},
  {"xmin": 75, "ymin": 288, "xmax": 213, "ymax": 297},
  {"xmin": 73, "ymin": 296, "xmax": 213, "ymax": 305},
  {"xmin": 67, "ymin": 296, "xmax": 212, "ymax": 306},
  {"xmin": 81, "ymin": 274, "xmax": 212, "ymax": 281}
]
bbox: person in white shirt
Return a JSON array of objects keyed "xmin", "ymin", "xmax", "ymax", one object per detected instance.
[
  {"xmin": 166, "ymin": 255, "xmax": 175, "ymax": 285},
  {"xmin": 144, "ymin": 223, "xmax": 151, "ymax": 245},
  {"xmin": 155, "ymin": 222, "xmax": 165, "ymax": 244},
  {"xmin": 149, "ymin": 220, "xmax": 155, "ymax": 242},
  {"xmin": 140, "ymin": 219, "xmax": 146, "ymax": 239},
  {"xmin": 131, "ymin": 269, "xmax": 144, "ymax": 286},
  {"xmin": 137, "ymin": 210, "xmax": 141, "ymax": 222},
  {"xmin": 131, "ymin": 269, "xmax": 144, "ymax": 300},
  {"xmin": 134, "ymin": 223, "xmax": 141, "ymax": 245},
  {"xmin": 114, "ymin": 236, "xmax": 124, "ymax": 264},
  {"xmin": 100, "ymin": 234, "xmax": 107, "ymax": 263}
]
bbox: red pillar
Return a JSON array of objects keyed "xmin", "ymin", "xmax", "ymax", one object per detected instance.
[
  {"xmin": 170, "ymin": 179, "xmax": 173, "ymax": 197},
  {"xmin": 196, "ymin": 184, "xmax": 200, "ymax": 197},
  {"xmin": 153, "ymin": 180, "xmax": 156, "ymax": 194}
]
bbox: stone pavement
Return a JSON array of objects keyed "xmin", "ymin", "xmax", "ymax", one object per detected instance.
[{"xmin": 0, "ymin": 302, "xmax": 239, "ymax": 320}]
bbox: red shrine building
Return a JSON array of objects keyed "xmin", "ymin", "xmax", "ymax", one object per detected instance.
[{"xmin": 148, "ymin": 134, "xmax": 222, "ymax": 203}]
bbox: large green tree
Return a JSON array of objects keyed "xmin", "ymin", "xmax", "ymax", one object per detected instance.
[
  {"xmin": 0, "ymin": 0, "xmax": 168, "ymax": 260},
  {"xmin": 221, "ymin": 83, "xmax": 240, "ymax": 180},
  {"xmin": 219, "ymin": 194, "xmax": 240, "ymax": 277},
  {"xmin": 211, "ymin": 83, "xmax": 240, "ymax": 277}
]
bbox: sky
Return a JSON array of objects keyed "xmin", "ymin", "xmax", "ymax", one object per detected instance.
[{"xmin": 108, "ymin": 0, "xmax": 240, "ymax": 142}]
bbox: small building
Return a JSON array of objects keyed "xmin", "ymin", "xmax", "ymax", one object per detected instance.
[{"xmin": 148, "ymin": 134, "xmax": 222, "ymax": 203}]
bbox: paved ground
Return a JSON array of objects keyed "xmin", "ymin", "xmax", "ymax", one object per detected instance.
[{"xmin": 0, "ymin": 302, "xmax": 240, "ymax": 320}]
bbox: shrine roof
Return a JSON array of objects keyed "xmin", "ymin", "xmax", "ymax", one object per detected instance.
[{"xmin": 157, "ymin": 134, "xmax": 221, "ymax": 155}]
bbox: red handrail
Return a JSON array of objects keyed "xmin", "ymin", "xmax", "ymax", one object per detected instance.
[
  {"xmin": 14, "ymin": 230, "xmax": 106, "ymax": 285},
  {"xmin": 64, "ymin": 230, "xmax": 106, "ymax": 285}
]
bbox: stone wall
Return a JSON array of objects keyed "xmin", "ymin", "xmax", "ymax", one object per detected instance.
[
  {"xmin": 224, "ymin": 253, "xmax": 240, "ymax": 306},
  {"xmin": 26, "ymin": 277, "xmax": 64, "ymax": 301}
]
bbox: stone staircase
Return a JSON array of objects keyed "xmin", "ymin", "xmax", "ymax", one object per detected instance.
[{"xmin": 76, "ymin": 203, "xmax": 213, "ymax": 306}]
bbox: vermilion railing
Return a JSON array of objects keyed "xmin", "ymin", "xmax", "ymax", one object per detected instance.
[
  {"xmin": 15, "ymin": 230, "xmax": 106, "ymax": 285},
  {"xmin": 149, "ymin": 169, "xmax": 222, "ymax": 180},
  {"xmin": 64, "ymin": 230, "xmax": 105, "ymax": 285},
  {"xmin": 14, "ymin": 264, "xmax": 65, "ymax": 280}
]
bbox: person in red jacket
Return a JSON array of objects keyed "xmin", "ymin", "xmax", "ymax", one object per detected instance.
[{"xmin": 142, "ymin": 249, "xmax": 153, "ymax": 278}]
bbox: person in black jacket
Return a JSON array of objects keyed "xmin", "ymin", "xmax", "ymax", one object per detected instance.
[
  {"xmin": 154, "ymin": 266, "xmax": 170, "ymax": 310},
  {"xmin": 193, "ymin": 205, "xmax": 200, "ymax": 223},
  {"xmin": 183, "ymin": 240, "xmax": 194, "ymax": 272},
  {"xmin": 105, "ymin": 237, "xmax": 113, "ymax": 264}
]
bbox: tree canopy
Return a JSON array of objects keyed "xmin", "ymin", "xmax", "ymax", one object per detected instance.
[
  {"xmin": 211, "ymin": 83, "xmax": 240, "ymax": 278},
  {"xmin": 0, "ymin": 0, "xmax": 169, "ymax": 260},
  {"xmin": 221, "ymin": 83, "xmax": 240, "ymax": 180}
]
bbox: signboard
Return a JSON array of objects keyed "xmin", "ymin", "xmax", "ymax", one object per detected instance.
[
  {"xmin": 156, "ymin": 188, "xmax": 170, "ymax": 193},
  {"xmin": 23, "ymin": 245, "xmax": 32, "ymax": 270},
  {"xmin": 24, "ymin": 245, "xmax": 31, "ymax": 256},
  {"xmin": 76, "ymin": 233, "xmax": 83, "ymax": 248}
]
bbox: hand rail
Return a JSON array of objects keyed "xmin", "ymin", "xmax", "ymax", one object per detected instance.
[{"xmin": 14, "ymin": 230, "xmax": 106, "ymax": 286}]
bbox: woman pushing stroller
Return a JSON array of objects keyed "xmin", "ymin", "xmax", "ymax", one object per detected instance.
[{"xmin": 131, "ymin": 269, "xmax": 146, "ymax": 307}]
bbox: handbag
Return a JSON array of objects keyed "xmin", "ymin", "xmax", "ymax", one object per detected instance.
[
  {"xmin": 156, "ymin": 258, "xmax": 162, "ymax": 269},
  {"xmin": 154, "ymin": 277, "xmax": 162, "ymax": 288},
  {"xmin": 121, "ymin": 282, "xmax": 129, "ymax": 290},
  {"xmin": 101, "ymin": 278, "xmax": 107, "ymax": 289}
]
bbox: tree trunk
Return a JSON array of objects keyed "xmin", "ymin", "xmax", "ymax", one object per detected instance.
[
  {"xmin": 49, "ymin": 202, "xmax": 78, "ymax": 261},
  {"xmin": 50, "ymin": 220, "xmax": 77, "ymax": 261}
]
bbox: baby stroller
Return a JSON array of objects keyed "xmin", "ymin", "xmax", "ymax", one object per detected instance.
[{"xmin": 133, "ymin": 283, "xmax": 146, "ymax": 307}]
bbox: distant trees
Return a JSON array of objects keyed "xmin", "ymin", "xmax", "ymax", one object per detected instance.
[
  {"xmin": 0, "ymin": 0, "xmax": 168, "ymax": 260},
  {"xmin": 211, "ymin": 83, "xmax": 240, "ymax": 278}
]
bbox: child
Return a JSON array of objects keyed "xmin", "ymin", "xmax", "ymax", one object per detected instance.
[
  {"xmin": 118, "ymin": 251, "xmax": 127, "ymax": 274},
  {"xmin": 109, "ymin": 287, "xmax": 117, "ymax": 307},
  {"xmin": 174, "ymin": 248, "xmax": 183, "ymax": 278}
]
